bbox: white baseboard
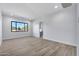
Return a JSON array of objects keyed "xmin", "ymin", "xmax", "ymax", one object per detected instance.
[
  {"xmin": 52, "ymin": 39, "xmax": 77, "ymax": 47},
  {"xmin": 3, "ymin": 36, "xmax": 77, "ymax": 47},
  {"xmin": 2, "ymin": 36, "xmax": 33, "ymax": 40},
  {"xmin": 43, "ymin": 37, "xmax": 77, "ymax": 47}
]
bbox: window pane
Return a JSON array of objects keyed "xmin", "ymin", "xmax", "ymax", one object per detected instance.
[
  {"xmin": 11, "ymin": 21, "xmax": 28, "ymax": 32},
  {"xmin": 11, "ymin": 21, "xmax": 17, "ymax": 32},
  {"xmin": 17, "ymin": 22, "xmax": 25, "ymax": 31}
]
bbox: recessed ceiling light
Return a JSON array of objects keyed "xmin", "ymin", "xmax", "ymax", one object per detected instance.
[{"xmin": 54, "ymin": 6, "xmax": 58, "ymax": 8}]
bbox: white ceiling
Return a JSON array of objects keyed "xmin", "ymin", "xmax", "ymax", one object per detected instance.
[{"xmin": 0, "ymin": 3, "xmax": 63, "ymax": 19}]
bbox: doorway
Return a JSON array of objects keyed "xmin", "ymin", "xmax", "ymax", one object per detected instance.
[{"xmin": 39, "ymin": 22, "xmax": 43, "ymax": 38}]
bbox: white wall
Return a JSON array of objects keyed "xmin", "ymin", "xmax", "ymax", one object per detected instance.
[
  {"xmin": 43, "ymin": 6, "xmax": 76, "ymax": 46},
  {"xmin": 76, "ymin": 4, "xmax": 79, "ymax": 56},
  {"xmin": 2, "ymin": 14, "xmax": 33, "ymax": 40},
  {"xmin": 0, "ymin": 11, "xmax": 2, "ymax": 45},
  {"xmin": 33, "ymin": 5, "xmax": 76, "ymax": 46}
]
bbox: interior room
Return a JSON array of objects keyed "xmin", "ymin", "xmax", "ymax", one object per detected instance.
[{"xmin": 0, "ymin": 3, "xmax": 79, "ymax": 56}]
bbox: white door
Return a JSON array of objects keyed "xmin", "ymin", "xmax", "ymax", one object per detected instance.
[{"xmin": 33, "ymin": 22, "xmax": 40, "ymax": 38}]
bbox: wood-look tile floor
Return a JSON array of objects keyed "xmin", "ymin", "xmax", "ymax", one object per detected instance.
[{"xmin": 0, "ymin": 36, "xmax": 76, "ymax": 56}]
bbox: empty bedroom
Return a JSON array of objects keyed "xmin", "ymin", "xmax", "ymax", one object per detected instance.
[{"xmin": 0, "ymin": 3, "xmax": 79, "ymax": 56}]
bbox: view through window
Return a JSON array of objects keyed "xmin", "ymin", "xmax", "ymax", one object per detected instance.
[{"xmin": 11, "ymin": 21, "xmax": 28, "ymax": 32}]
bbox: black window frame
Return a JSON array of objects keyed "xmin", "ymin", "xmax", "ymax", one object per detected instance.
[{"xmin": 11, "ymin": 21, "xmax": 28, "ymax": 32}]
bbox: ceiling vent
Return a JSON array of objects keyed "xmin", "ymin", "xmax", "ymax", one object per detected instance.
[{"xmin": 61, "ymin": 3, "xmax": 72, "ymax": 8}]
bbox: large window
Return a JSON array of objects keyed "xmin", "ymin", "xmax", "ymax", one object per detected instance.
[{"xmin": 11, "ymin": 21, "xmax": 28, "ymax": 32}]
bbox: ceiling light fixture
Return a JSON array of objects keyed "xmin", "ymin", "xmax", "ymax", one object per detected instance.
[{"xmin": 54, "ymin": 6, "xmax": 58, "ymax": 8}]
